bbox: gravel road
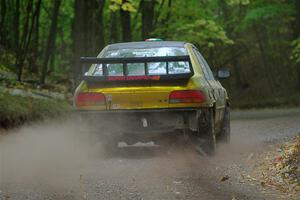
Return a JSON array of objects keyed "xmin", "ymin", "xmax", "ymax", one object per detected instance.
[{"xmin": 1, "ymin": 108, "xmax": 300, "ymax": 200}]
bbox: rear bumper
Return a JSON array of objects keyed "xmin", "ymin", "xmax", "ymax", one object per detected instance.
[
  {"xmin": 77, "ymin": 107, "xmax": 202, "ymax": 114},
  {"xmin": 77, "ymin": 108, "xmax": 203, "ymax": 135}
]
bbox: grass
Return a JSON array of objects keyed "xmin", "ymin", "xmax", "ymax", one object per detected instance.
[{"xmin": 0, "ymin": 91, "xmax": 72, "ymax": 128}]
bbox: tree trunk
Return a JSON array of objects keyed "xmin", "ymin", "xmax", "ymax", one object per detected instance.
[
  {"xmin": 131, "ymin": 0, "xmax": 143, "ymax": 32},
  {"xmin": 153, "ymin": 0, "xmax": 165, "ymax": 25},
  {"xmin": 293, "ymin": 0, "xmax": 300, "ymax": 90},
  {"xmin": 158, "ymin": 0, "xmax": 172, "ymax": 32},
  {"xmin": 14, "ymin": 0, "xmax": 20, "ymax": 51},
  {"xmin": 40, "ymin": 0, "xmax": 61, "ymax": 84},
  {"xmin": 141, "ymin": 0, "xmax": 155, "ymax": 39},
  {"xmin": 72, "ymin": 0, "xmax": 85, "ymax": 86},
  {"xmin": 253, "ymin": 24, "xmax": 275, "ymax": 93},
  {"xmin": 166, "ymin": 0, "xmax": 172, "ymax": 23},
  {"xmin": 96, "ymin": 0, "xmax": 105, "ymax": 50},
  {"xmin": 218, "ymin": 0, "xmax": 244, "ymax": 88},
  {"xmin": 110, "ymin": 11, "xmax": 118, "ymax": 43},
  {"xmin": 0, "ymin": 0, "xmax": 7, "ymax": 44},
  {"xmin": 31, "ymin": 0, "xmax": 42, "ymax": 73},
  {"xmin": 17, "ymin": 0, "xmax": 33, "ymax": 81},
  {"xmin": 293, "ymin": 0, "xmax": 300, "ymax": 37},
  {"xmin": 85, "ymin": 0, "xmax": 97, "ymax": 55},
  {"xmin": 120, "ymin": 0, "xmax": 131, "ymax": 42}
]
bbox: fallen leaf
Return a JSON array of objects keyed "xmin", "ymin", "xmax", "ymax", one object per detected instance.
[
  {"xmin": 273, "ymin": 156, "xmax": 282, "ymax": 164},
  {"xmin": 220, "ymin": 175, "xmax": 230, "ymax": 182}
]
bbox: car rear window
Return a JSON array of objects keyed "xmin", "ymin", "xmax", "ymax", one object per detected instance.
[{"xmin": 92, "ymin": 47, "xmax": 190, "ymax": 76}]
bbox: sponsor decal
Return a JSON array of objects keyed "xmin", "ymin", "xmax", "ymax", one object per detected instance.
[
  {"xmin": 111, "ymin": 104, "xmax": 121, "ymax": 109},
  {"xmin": 107, "ymin": 76, "xmax": 160, "ymax": 81}
]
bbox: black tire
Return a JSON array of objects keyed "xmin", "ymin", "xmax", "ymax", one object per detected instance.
[
  {"xmin": 198, "ymin": 109, "xmax": 216, "ymax": 156},
  {"xmin": 218, "ymin": 106, "xmax": 230, "ymax": 144}
]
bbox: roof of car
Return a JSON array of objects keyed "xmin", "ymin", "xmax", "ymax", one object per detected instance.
[{"xmin": 106, "ymin": 41, "xmax": 187, "ymax": 50}]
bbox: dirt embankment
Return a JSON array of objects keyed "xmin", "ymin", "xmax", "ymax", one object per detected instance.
[{"xmin": 0, "ymin": 91, "xmax": 71, "ymax": 128}]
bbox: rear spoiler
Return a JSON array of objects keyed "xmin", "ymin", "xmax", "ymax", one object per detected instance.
[{"xmin": 80, "ymin": 56, "xmax": 194, "ymax": 82}]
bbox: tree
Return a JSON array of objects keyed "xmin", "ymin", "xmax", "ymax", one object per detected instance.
[
  {"xmin": 218, "ymin": 0, "xmax": 246, "ymax": 89},
  {"xmin": 14, "ymin": 0, "xmax": 20, "ymax": 51},
  {"xmin": 29, "ymin": 0, "xmax": 42, "ymax": 73},
  {"xmin": 0, "ymin": 0, "xmax": 7, "ymax": 44},
  {"xmin": 16, "ymin": 0, "xmax": 34, "ymax": 81},
  {"xmin": 291, "ymin": 0, "xmax": 300, "ymax": 89},
  {"xmin": 239, "ymin": 0, "xmax": 295, "ymax": 93},
  {"xmin": 120, "ymin": 0, "xmax": 132, "ymax": 42},
  {"xmin": 109, "ymin": 0, "xmax": 136, "ymax": 42},
  {"xmin": 40, "ymin": 0, "xmax": 61, "ymax": 84},
  {"xmin": 109, "ymin": 10, "xmax": 119, "ymax": 43},
  {"xmin": 141, "ymin": 0, "xmax": 155, "ymax": 39},
  {"xmin": 97, "ymin": 0, "xmax": 106, "ymax": 49}
]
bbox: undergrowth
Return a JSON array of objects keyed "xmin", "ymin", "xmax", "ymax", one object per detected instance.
[{"xmin": 0, "ymin": 91, "xmax": 71, "ymax": 128}]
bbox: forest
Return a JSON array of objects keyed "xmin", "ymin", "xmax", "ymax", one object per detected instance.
[{"xmin": 1, "ymin": 0, "xmax": 300, "ymax": 107}]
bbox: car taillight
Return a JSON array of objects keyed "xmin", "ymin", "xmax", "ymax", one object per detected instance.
[
  {"xmin": 75, "ymin": 92, "xmax": 105, "ymax": 107},
  {"xmin": 169, "ymin": 90, "xmax": 205, "ymax": 103}
]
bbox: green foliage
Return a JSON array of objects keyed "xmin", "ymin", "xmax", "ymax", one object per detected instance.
[
  {"xmin": 173, "ymin": 19, "xmax": 233, "ymax": 49},
  {"xmin": 226, "ymin": 0, "xmax": 250, "ymax": 6},
  {"xmin": 152, "ymin": 0, "xmax": 233, "ymax": 53},
  {"xmin": 109, "ymin": 0, "xmax": 137, "ymax": 12},
  {"xmin": 291, "ymin": 39, "xmax": 300, "ymax": 63},
  {"xmin": 241, "ymin": 2, "xmax": 294, "ymax": 29},
  {"xmin": 0, "ymin": 91, "xmax": 71, "ymax": 127}
]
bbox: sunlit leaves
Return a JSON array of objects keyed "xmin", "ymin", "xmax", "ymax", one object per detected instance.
[
  {"xmin": 291, "ymin": 39, "xmax": 300, "ymax": 63},
  {"xmin": 226, "ymin": 0, "xmax": 250, "ymax": 6},
  {"xmin": 165, "ymin": 19, "xmax": 233, "ymax": 50},
  {"xmin": 111, "ymin": 0, "xmax": 123, "ymax": 4},
  {"xmin": 109, "ymin": 0, "xmax": 136, "ymax": 12},
  {"xmin": 109, "ymin": 4, "xmax": 120, "ymax": 12},
  {"xmin": 121, "ymin": 2, "xmax": 136, "ymax": 12}
]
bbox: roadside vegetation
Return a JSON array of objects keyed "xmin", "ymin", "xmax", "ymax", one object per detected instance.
[
  {"xmin": 0, "ymin": 90, "xmax": 71, "ymax": 128},
  {"xmin": 0, "ymin": 61, "xmax": 71, "ymax": 128},
  {"xmin": 252, "ymin": 135, "xmax": 300, "ymax": 198}
]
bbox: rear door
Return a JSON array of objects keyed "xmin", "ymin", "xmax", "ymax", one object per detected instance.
[{"xmin": 192, "ymin": 48, "xmax": 225, "ymax": 123}]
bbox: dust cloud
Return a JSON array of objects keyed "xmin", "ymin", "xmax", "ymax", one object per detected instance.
[
  {"xmin": 0, "ymin": 114, "xmax": 272, "ymax": 199},
  {"xmin": 0, "ymin": 117, "xmax": 104, "ymax": 190},
  {"xmin": 0, "ymin": 117, "xmax": 261, "ymax": 192}
]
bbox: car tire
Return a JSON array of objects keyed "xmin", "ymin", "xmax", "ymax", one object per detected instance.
[
  {"xmin": 198, "ymin": 109, "xmax": 216, "ymax": 156},
  {"xmin": 218, "ymin": 106, "xmax": 230, "ymax": 144}
]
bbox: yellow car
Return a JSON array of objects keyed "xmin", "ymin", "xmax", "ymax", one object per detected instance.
[{"xmin": 74, "ymin": 41, "xmax": 230, "ymax": 155}]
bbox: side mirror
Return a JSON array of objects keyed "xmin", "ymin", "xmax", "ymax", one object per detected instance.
[{"xmin": 216, "ymin": 69, "xmax": 230, "ymax": 79}]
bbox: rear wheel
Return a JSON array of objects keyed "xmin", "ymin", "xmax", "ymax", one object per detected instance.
[
  {"xmin": 199, "ymin": 109, "xmax": 216, "ymax": 156},
  {"xmin": 217, "ymin": 106, "xmax": 230, "ymax": 143},
  {"xmin": 189, "ymin": 109, "xmax": 216, "ymax": 156}
]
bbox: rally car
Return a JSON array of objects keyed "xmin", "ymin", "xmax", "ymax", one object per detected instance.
[{"xmin": 74, "ymin": 40, "xmax": 230, "ymax": 155}]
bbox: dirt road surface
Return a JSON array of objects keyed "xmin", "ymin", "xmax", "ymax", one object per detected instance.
[{"xmin": 1, "ymin": 108, "xmax": 300, "ymax": 200}]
